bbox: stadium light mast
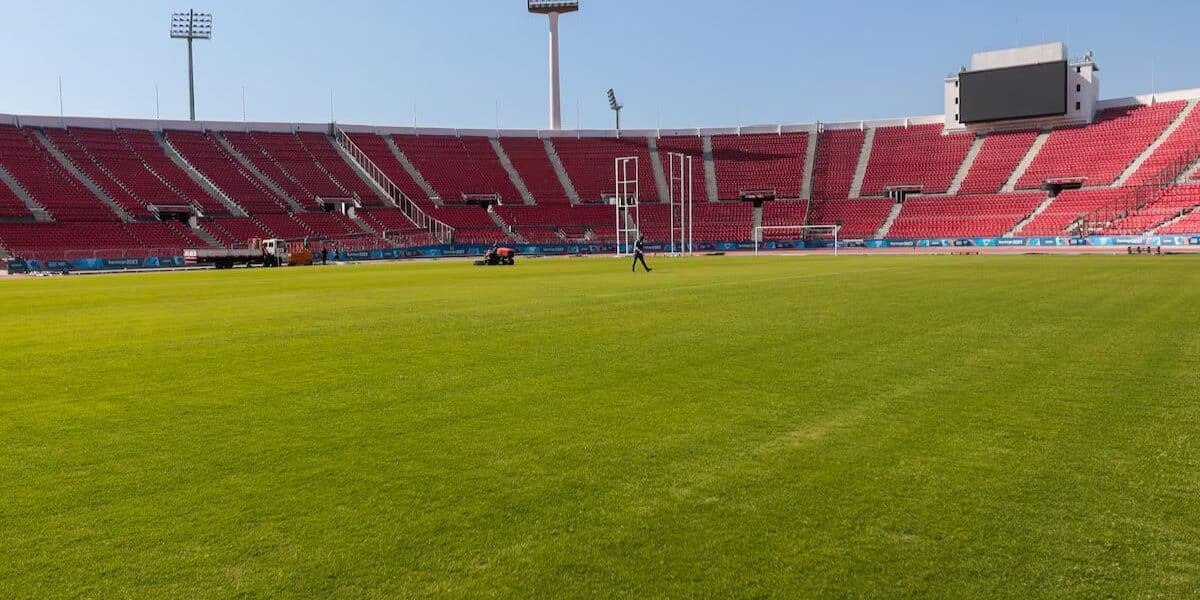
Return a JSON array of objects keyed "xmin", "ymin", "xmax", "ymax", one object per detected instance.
[
  {"xmin": 607, "ymin": 88, "xmax": 623, "ymax": 131},
  {"xmin": 528, "ymin": 1, "xmax": 579, "ymax": 130},
  {"xmin": 171, "ymin": 10, "xmax": 213, "ymax": 121}
]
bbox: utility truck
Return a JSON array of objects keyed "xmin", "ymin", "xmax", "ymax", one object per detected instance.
[{"xmin": 184, "ymin": 238, "xmax": 313, "ymax": 269}]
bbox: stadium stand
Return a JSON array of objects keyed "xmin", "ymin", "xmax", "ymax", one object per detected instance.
[
  {"xmin": 499, "ymin": 137, "xmax": 569, "ymax": 204},
  {"xmin": 1107, "ymin": 185, "xmax": 1200, "ymax": 234},
  {"xmin": 860, "ymin": 124, "xmax": 974, "ymax": 196},
  {"xmin": 655, "ymin": 136, "xmax": 708, "ymax": 202},
  {"xmin": 1017, "ymin": 188, "xmax": 1126, "ymax": 236},
  {"xmin": 391, "ymin": 135, "xmax": 520, "ymax": 203},
  {"xmin": 0, "ymin": 125, "xmax": 117, "ymax": 221},
  {"xmin": 295, "ymin": 132, "xmax": 386, "ymax": 206},
  {"xmin": 117, "ymin": 128, "xmax": 229, "ymax": 215},
  {"xmin": 165, "ymin": 130, "xmax": 291, "ymax": 214},
  {"xmin": 1016, "ymin": 102, "xmax": 1185, "ymax": 189},
  {"xmin": 801, "ymin": 199, "xmax": 892, "ymax": 238},
  {"xmin": 709, "ymin": 133, "xmax": 807, "ymax": 200},
  {"xmin": 956, "ymin": 130, "xmax": 1039, "ymax": 194},
  {"xmin": 1124, "ymin": 105, "xmax": 1200, "ymax": 185},
  {"xmin": 886, "ymin": 193, "xmax": 1045, "ymax": 238},
  {"xmin": 12, "ymin": 89, "xmax": 1200, "ymax": 262},
  {"xmin": 551, "ymin": 137, "xmax": 657, "ymax": 203},
  {"xmin": 345, "ymin": 133, "xmax": 432, "ymax": 205},
  {"xmin": 42, "ymin": 127, "xmax": 153, "ymax": 218},
  {"xmin": 810, "ymin": 129, "xmax": 865, "ymax": 200}
]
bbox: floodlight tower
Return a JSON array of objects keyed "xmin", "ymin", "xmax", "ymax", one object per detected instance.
[
  {"xmin": 607, "ymin": 89, "xmax": 623, "ymax": 130},
  {"xmin": 528, "ymin": 1, "xmax": 579, "ymax": 130},
  {"xmin": 170, "ymin": 10, "xmax": 213, "ymax": 121}
]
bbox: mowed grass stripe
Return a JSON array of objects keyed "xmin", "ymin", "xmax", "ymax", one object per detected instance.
[{"xmin": 0, "ymin": 256, "xmax": 1198, "ymax": 597}]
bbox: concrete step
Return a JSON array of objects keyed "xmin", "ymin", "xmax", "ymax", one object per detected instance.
[
  {"xmin": 489, "ymin": 138, "xmax": 535, "ymax": 204},
  {"xmin": 213, "ymin": 132, "xmax": 305, "ymax": 212},
  {"xmin": 34, "ymin": 129, "xmax": 134, "ymax": 222},
  {"xmin": 701, "ymin": 136, "xmax": 719, "ymax": 202},
  {"xmin": 751, "ymin": 203, "xmax": 763, "ymax": 241},
  {"xmin": 1002, "ymin": 130, "xmax": 1050, "ymax": 192},
  {"xmin": 800, "ymin": 129, "xmax": 818, "ymax": 200},
  {"xmin": 0, "ymin": 164, "xmax": 52, "ymax": 221},
  {"xmin": 346, "ymin": 209, "xmax": 378, "ymax": 235},
  {"xmin": 383, "ymin": 136, "xmax": 439, "ymax": 202},
  {"xmin": 188, "ymin": 220, "xmax": 223, "ymax": 248},
  {"xmin": 487, "ymin": 205, "xmax": 524, "ymax": 243},
  {"xmin": 946, "ymin": 135, "xmax": 985, "ymax": 195},
  {"xmin": 848, "ymin": 127, "xmax": 875, "ymax": 199},
  {"xmin": 542, "ymin": 138, "xmax": 581, "ymax": 204},
  {"xmin": 1114, "ymin": 99, "xmax": 1199, "ymax": 187},
  {"xmin": 156, "ymin": 131, "xmax": 247, "ymax": 216},
  {"xmin": 646, "ymin": 137, "xmax": 671, "ymax": 203},
  {"xmin": 1008, "ymin": 193, "xmax": 1056, "ymax": 237},
  {"xmin": 875, "ymin": 200, "xmax": 904, "ymax": 239}
]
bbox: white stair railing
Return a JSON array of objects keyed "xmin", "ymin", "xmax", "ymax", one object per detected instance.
[{"xmin": 332, "ymin": 125, "xmax": 454, "ymax": 244}]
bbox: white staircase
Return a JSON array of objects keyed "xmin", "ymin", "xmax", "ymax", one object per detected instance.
[
  {"xmin": 875, "ymin": 200, "xmax": 904, "ymax": 239},
  {"xmin": 489, "ymin": 138, "xmax": 534, "ymax": 204},
  {"xmin": 946, "ymin": 135, "xmax": 985, "ymax": 195},
  {"xmin": 1007, "ymin": 194, "xmax": 1056, "ymax": 237},
  {"xmin": 383, "ymin": 136, "xmax": 439, "ymax": 202},
  {"xmin": 156, "ymin": 131, "xmax": 247, "ymax": 216},
  {"xmin": 487, "ymin": 206, "xmax": 524, "ymax": 243},
  {"xmin": 800, "ymin": 129, "xmax": 818, "ymax": 200},
  {"xmin": 848, "ymin": 128, "xmax": 875, "ymax": 199},
  {"xmin": 0, "ymin": 164, "xmax": 52, "ymax": 221},
  {"xmin": 214, "ymin": 133, "xmax": 305, "ymax": 212},
  {"xmin": 33, "ymin": 129, "xmax": 134, "ymax": 222},
  {"xmin": 329, "ymin": 133, "xmax": 393, "ymax": 206},
  {"xmin": 542, "ymin": 139, "xmax": 581, "ymax": 204},
  {"xmin": 701, "ymin": 136, "xmax": 719, "ymax": 202},
  {"xmin": 1002, "ymin": 131, "xmax": 1050, "ymax": 192},
  {"xmin": 1113, "ymin": 99, "xmax": 1199, "ymax": 187},
  {"xmin": 751, "ymin": 203, "xmax": 763, "ymax": 240}
]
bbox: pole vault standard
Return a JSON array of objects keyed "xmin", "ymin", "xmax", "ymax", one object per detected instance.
[
  {"xmin": 527, "ymin": 1, "xmax": 580, "ymax": 130},
  {"xmin": 667, "ymin": 152, "xmax": 694, "ymax": 256},
  {"xmin": 615, "ymin": 156, "xmax": 640, "ymax": 257}
]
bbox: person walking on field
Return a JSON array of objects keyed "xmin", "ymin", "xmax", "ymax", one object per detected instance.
[{"xmin": 632, "ymin": 233, "xmax": 652, "ymax": 273}]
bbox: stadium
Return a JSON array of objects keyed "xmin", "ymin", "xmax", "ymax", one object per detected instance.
[{"xmin": 2, "ymin": 1, "xmax": 1199, "ymax": 597}]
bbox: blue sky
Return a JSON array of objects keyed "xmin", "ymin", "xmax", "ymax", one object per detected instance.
[{"xmin": 0, "ymin": 0, "xmax": 1195, "ymax": 129}]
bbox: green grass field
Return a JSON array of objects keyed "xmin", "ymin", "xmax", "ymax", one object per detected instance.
[{"xmin": 2, "ymin": 255, "xmax": 1199, "ymax": 598}]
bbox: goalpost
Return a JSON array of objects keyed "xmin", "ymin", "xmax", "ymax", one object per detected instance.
[{"xmin": 754, "ymin": 225, "xmax": 841, "ymax": 256}]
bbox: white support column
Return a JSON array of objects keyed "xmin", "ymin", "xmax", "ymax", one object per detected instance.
[{"xmin": 548, "ymin": 13, "xmax": 562, "ymax": 131}]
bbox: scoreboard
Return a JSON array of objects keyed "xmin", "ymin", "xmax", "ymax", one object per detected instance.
[{"xmin": 959, "ymin": 61, "xmax": 1068, "ymax": 124}]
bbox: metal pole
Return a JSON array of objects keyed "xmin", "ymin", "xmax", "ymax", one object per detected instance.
[
  {"xmin": 548, "ymin": 12, "xmax": 562, "ymax": 130},
  {"xmin": 155, "ymin": 83, "xmax": 161, "ymax": 120},
  {"xmin": 58, "ymin": 76, "xmax": 64, "ymax": 118},
  {"xmin": 688, "ymin": 156, "xmax": 694, "ymax": 255},
  {"xmin": 242, "ymin": 86, "xmax": 247, "ymax": 122},
  {"xmin": 187, "ymin": 35, "xmax": 196, "ymax": 120}
]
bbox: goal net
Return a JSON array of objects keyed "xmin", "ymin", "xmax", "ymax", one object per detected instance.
[{"xmin": 753, "ymin": 225, "xmax": 841, "ymax": 256}]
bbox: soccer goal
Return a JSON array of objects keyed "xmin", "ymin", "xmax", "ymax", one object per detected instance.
[{"xmin": 753, "ymin": 225, "xmax": 841, "ymax": 256}]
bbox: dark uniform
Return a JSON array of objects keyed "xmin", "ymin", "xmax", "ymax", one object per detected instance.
[{"xmin": 632, "ymin": 237, "xmax": 652, "ymax": 272}]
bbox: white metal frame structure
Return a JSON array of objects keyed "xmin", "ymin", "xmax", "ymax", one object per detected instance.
[
  {"xmin": 754, "ymin": 225, "xmax": 841, "ymax": 256},
  {"xmin": 667, "ymin": 152, "xmax": 694, "ymax": 256},
  {"xmin": 614, "ymin": 156, "xmax": 640, "ymax": 257}
]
